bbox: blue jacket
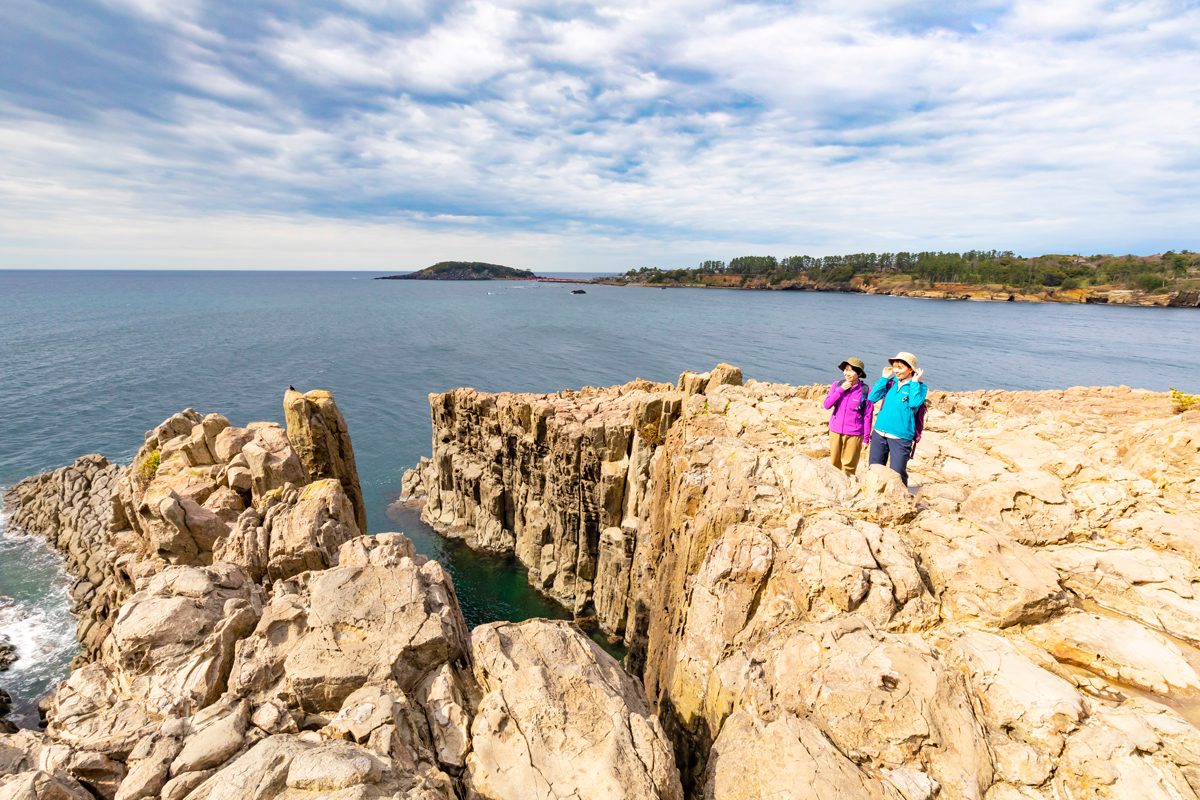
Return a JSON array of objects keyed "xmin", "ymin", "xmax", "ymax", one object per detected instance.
[{"xmin": 869, "ymin": 376, "xmax": 928, "ymax": 441}]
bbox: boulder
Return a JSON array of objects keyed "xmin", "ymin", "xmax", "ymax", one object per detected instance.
[
  {"xmin": 467, "ymin": 619, "xmax": 682, "ymax": 800},
  {"xmin": 701, "ymin": 709, "xmax": 894, "ymax": 800}
]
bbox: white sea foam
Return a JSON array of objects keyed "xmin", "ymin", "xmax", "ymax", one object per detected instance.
[{"xmin": 0, "ymin": 505, "xmax": 80, "ymax": 727}]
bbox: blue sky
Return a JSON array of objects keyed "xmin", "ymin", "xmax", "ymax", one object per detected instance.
[{"xmin": 1, "ymin": 0, "xmax": 1198, "ymax": 270}]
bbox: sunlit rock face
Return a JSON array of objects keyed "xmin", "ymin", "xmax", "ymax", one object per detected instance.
[
  {"xmin": 405, "ymin": 369, "xmax": 1200, "ymax": 798},
  {"xmin": 2, "ymin": 388, "xmax": 684, "ymax": 800}
]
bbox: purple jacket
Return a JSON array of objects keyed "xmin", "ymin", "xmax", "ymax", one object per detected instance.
[{"xmin": 824, "ymin": 381, "xmax": 874, "ymax": 439}]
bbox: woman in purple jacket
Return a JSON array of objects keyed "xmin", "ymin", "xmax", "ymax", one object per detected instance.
[{"xmin": 824, "ymin": 357, "xmax": 874, "ymax": 476}]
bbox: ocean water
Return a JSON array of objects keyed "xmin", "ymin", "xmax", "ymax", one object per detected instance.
[{"xmin": 2, "ymin": 270, "xmax": 1199, "ymax": 725}]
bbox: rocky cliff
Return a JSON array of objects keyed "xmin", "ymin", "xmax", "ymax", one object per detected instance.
[
  {"xmin": 402, "ymin": 367, "xmax": 1200, "ymax": 798},
  {"xmin": 0, "ymin": 390, "xmax": 681, "ymax": 800}
]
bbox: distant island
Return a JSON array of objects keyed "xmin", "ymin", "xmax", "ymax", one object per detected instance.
[{"xmin": 377, "ymin": 261, "xmax": 539, "ymax": 281}]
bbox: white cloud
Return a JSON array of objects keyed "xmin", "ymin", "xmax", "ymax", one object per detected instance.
[{"xmin": 1, "ymin": 0, "xmax": 1199, "ymax": 268}]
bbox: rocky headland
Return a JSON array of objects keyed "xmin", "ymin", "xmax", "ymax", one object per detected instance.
[
  {"xmin": 1, "ymin": 389, "xmax": 678, "ymax": 800},
  {"xmin": 6, "ymin": 371, "xmax": 1200, "ymax": 800},
  {"xmin": 399, "ymin": 365, "xmax": 1200, "ymax": 798}
]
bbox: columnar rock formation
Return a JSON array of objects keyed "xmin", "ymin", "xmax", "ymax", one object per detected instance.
[
  {"xmin": 0, "ymin": 391, "xmax": 682, "ymax": 800},
  {"xmin": 283, "ymin": 388, "xmax": 368, "ymax": 536},
  {"xmin": 399, "ymin": 365, "xmax": 742, "ymax": 623},
  {"xmin": 402, "ymin": 367, "xmax": 1200, "ymax": 798},
  {"xmin": 4, "ymin": 454, "xmax": 128, "ymax": 665}
]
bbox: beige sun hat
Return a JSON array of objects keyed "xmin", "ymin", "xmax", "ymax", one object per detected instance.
[
  {"xmin": 838, "ymin": 357, "xmax": 866, "ymax": 376},
  {"xmin": 889, "ymin": 351, "xmax": 919, "ymax": 370}
]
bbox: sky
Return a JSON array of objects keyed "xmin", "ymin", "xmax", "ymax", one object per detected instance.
[{"xmin": 1, "ymin": 0, "xmax": 1198, "ymax": 272}]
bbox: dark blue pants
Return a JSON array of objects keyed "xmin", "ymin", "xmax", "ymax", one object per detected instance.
[{"xmin": 869, "ymin": 435, "xmax": 914, "ymax": 486}]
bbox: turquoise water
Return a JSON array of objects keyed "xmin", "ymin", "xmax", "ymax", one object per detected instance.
[{"xmin": 2, "ymin": 270, "xmax": 1199, "ymax": 723}]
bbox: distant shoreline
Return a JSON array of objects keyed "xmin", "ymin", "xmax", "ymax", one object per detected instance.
[{"xmin": 590, "ymin": 277, "xmax": 1200, "ymax": 309}]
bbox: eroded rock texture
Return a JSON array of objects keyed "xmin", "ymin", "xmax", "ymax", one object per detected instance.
[
  {"xmin": 1, "ymin": 391, "xmax": 682, "ymax": 800},
  {"xmin": 399, "ymin": 365, "xmax": 747, "ymax": 626},
  {"xmin": 3, "ymin": 391, "xmax": 365, "ymax": 664},
  {"xmin": 405, "ymin": 369, "xmax": 1200, "ymax": 798}
]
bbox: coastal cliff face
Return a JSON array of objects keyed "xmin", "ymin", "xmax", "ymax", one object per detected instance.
[
  {"xmin": 0, "ymin": 391, "xmax": 682, "ymax": 800},
  {"xmin": 403, "ymin": 368, "xmax": 1200, "ymax": 798},
  {"xmin": 398, "ymin": 365, "xmax": 742, "ymax": 631}
]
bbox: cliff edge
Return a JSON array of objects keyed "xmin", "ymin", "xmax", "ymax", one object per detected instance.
[
  {"xmin": 401, "ymin": 367, "xmax": 1200, "ymax": 797},
  {"xmin": 0, "ymin": 390, "xmax": 681, "ymax": 800}
]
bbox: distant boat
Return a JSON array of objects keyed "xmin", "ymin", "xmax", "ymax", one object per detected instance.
[{"xmin": 571, "ymin": 289, "xmax": 586, "ymax": 294}]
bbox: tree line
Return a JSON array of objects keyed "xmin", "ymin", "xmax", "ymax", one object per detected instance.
[{"xmin": 623, "ymin": 250, "xmax": 1199, "ymax": 291}]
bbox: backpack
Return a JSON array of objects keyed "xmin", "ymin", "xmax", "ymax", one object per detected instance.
[{"xmin": 880, "ymin": 378, "xmax": 928, "ymax": 449}]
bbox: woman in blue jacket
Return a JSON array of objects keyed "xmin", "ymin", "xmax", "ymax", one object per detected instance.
[{"xmin": 867, "ymin": 351, "xmax": 927, "ymax": 486}]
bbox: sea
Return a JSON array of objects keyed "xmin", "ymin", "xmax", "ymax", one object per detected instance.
[{"xmin": 2, "ymin": 269, "xmax": 1199, "ymax": 727}]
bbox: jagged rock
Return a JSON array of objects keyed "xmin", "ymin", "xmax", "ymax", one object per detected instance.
[
  {"xmin": 230, "ymin": 533, "xmax": 472, "ymax": 714},
  {"xmin": 39, "ymin": 748, "xmax": 126, "ymax": 800},
  {"xmin": 240, "ymin": 425, "xmax": 307, "ymax": 507},
  {"xmin": 114, "ymin": 730, "xmax": 182, "ymax": 800},
  {"xmin": 416, "ymin": 664, "xmax": 472, "ymax": 771},
  {"xmin": 1045, "ymin": 543, "xmax": 1200, "ymax": 645},
  {"xmin": 284, "ymin": 388, "xmax": 368, "ymax": 536},
  {"xmin": 404, "ymin": 373, "xmax": 1200, "ymax": 793},
  {"xmin": 402, "ymin": 378, "xmax": 681, "ymax": 623},
  {"xmin": 42, "ymin": 563, "xmax": 260, "ymax": 759},
  {"xmin": 102, "ymin": 563, "xmax": 260, "ymax": 716},
  {"xmin": 3, "ymin": 454, "xmax": 127, "ymax": 660},
  {"xmin": 0, "ymin": 637, "xmax": 15, "ymax": 672},
  {"xmin": 10, "ymin": 374, "xmax": 1200, "ymax": 800},
  {"xmin": 177, "ymin": 730, "xmax": 456, "ymax": 800},
  {"xmin": 467, "ymin": 619, "xmax": 682, "ymax": 800},
  {"xmin": 767, "ymin": 618, "xmax": 992, "ymax": 800},
  {"xmin": 212, "ymin": 479, "xmax": 359, "ymax": 584},
  {"xmin": 0, "ymin": 730, "xmax": 44, "ymax": 776},
  {"xmin": 169, "ymin": 702, "xmax": 248, "ymax": 776},
  {"xmin": 201, "ymin": 487, "xmax": 244, "ymax": 526},
  {"xmin": 933, "ymin": 627, "xmax": 1084, "ymax": 755},
  {"xmin": 959, "ymin": 474, "xmax": 1076, "ymax": 545}
]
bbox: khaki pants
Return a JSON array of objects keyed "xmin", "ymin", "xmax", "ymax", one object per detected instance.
[{"xmin": 829, "ymin": 431, "xmax": 863, "ymax": 477}]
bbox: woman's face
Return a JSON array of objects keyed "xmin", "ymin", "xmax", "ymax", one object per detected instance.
[
  {"xmin": 891, "ymin": 361, "xmax": 913, "ymax": 379},
  {"xmin": 843, "ymin": 366, "xmax": 860, "ymax": 382}
]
